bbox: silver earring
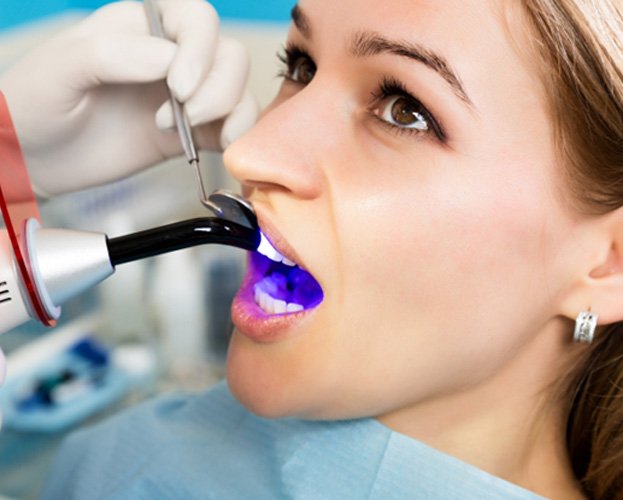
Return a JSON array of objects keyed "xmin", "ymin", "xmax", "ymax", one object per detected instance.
[{"xmin": 574, "ymin": 310, "xmax": 598, "ymax": 343}]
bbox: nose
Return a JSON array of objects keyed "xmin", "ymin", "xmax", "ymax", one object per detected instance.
[{"xmin": 223, "ymin": 86, "xmax": 329, "ymax": 200}]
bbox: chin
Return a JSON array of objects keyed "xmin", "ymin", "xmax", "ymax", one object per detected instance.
[
  {"xmin": 225, "ymin": 331, "xmax": 305, "ymax": 419},
  {"xmin": 226, "ymin": 366, "xmax": 315, "ymax": 420},
  {"xmin": 227, "ymin": 375, "xmax": 289, "ymax": 419},
  {"xmin": 225, "ymin": 328, "xmax": 351, "ymax": 420}
]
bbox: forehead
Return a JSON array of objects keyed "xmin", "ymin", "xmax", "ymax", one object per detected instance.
[
  {"xmin": 294, "ymin": 0, "xmax": 512, "ymax": 46},
  {"xmin": 294, "ymin": 0, "xmax": 515, "ymax": 39}
]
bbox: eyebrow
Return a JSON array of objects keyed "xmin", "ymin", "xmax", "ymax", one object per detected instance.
[
  {"xmin": 351, "ymin": 32, "xmax": 473, "ymax": 108},
  {"xmin": 291, "ymin": 5, "xmax": 311, "ymax": 38},
  {"xmin": 290, "ymin": 5, "xmax": 474, "ymax": 110}
]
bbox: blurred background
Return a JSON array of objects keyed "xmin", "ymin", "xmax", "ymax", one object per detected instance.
[{"xmin": 0, "ymin": 1, "xmax": 292, "ymax": 498}]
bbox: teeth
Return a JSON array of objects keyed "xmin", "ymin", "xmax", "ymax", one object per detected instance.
[
  {"xmin": 286, "ymin": 302, "xmax": 304, "ymax": 313},
  {"xmin": 254, "ymin": 285, "xmax": 304, "ymax": 315},
  {"xmin": 274, "ymin": 299, "xmax": 287, "ymax": 314},
  {"xmin": 257, "ymin": 233, "xmax": 297, "ymax": 267}
]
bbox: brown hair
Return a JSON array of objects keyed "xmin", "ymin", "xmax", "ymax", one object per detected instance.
[{"xmin": 521, "ymin": 0, "xmax": 623, "ymax": 497}]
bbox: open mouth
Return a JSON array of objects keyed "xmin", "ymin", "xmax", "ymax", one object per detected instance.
[{"xmin": 252, "ymin": 232, "xmax": 324, "ymax": 315}]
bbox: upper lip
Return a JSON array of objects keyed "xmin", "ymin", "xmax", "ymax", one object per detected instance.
[{"xmin": 255, "ymin": 211, "xmax": 307, "ymax": 271}]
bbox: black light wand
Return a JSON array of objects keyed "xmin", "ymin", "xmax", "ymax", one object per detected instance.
[{"xmin": 107, "ymin": 217, "xmax": 259, "ymax": 267}]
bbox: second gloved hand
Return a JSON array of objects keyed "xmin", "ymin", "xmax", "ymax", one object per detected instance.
[{"xmin": 0, "ymin": 0, "xmax": 258, "ymax": 196}]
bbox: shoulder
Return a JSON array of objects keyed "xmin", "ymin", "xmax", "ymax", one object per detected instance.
[
  {"xmin": 40, "ymin": 381, "xmax": 392, "ymax": 499},
  {"xmin": 40, "ymin": 381, "xmax": 267, "ymax": 499},
  {"xmin": 40, "ymin": 385, "xmax": 545, "ymax": 500},
  {"xmin": 69, "ymin": 380, "xmax": 247, "ymax": 455}
]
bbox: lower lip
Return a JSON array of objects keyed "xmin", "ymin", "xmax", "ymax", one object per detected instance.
[{"xmin": 231, "ymin": 268, "xmax": 315, "ymax": 343}]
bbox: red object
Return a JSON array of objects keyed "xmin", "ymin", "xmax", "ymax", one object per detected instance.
[{"xmin": 0, "ymin": 91, "xmax": 55, "ymax": 326}]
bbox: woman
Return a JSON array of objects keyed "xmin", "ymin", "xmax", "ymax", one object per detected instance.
[{"xmin": 43, "ymin": 1, "xmax": 623, "ymax": 498}]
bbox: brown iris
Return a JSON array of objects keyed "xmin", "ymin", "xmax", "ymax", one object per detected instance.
[
  {"xmin": 389, "ymin": 96, "xmax": 427, "ymax": 129},
  {"xmin": 291, "ymin": 57, "xmax": 316, "ymax": 85}
]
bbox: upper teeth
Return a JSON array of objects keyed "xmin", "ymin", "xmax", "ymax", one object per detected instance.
[{"xmin": 257, "ymin": 233, "xmax": 296, "ymax": 266}]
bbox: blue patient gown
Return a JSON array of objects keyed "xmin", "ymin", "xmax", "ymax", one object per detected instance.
[{"xmin": 42, "ymin": 381, "xmax": 544, "ymax": 499}]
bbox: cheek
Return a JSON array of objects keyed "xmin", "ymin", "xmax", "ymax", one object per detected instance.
[{"xmin": 334, "ymin": 156, "xmax": 564, "ymax": 384}]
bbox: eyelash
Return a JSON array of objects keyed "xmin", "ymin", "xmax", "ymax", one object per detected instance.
[
  {"xmin": 276, "ymin": 44, "xmax": 314, "ymax": 83},
  {"xmin": 276, "ymin": 44, "xmax": 446, "ymax": 143}
]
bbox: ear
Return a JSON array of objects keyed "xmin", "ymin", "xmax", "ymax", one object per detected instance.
[{"xmin": 559, "ymin": 207, "xmax": 623, "ymax": 326}]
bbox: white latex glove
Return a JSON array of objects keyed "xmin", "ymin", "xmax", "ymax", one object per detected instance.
[{"xmin": 0, "ymin": 0, "xmax": 258, "ymax": 196}]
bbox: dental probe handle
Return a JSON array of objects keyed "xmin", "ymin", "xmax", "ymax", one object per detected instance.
[
  {"xmin": 173, "ymin": 104, "xmax": 199, "ymax": 166},
  {"xmin": 144, "ymin": 0, "xmax": 221, "ymax": 212},
  {"xmin": 143, "ymin": 0, "xmax": 198, "ymax": 163}
]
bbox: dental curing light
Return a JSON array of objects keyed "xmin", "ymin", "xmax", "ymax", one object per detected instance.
[
  {"xmin": 0, "ymin": 91, "xmax": 259, "ymax": 334},
  {"xmin": 0, "ymin": 193, "xmax": 259, "ymax": 334}
]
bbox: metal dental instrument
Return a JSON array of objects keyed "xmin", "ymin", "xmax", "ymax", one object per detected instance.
[
  {"xmin": 206, "ymin": 189, "xmax": 257, "ymax": 229},
  {"xmin": 143, "ymin": 0, "xmax": 221, "ymax": 214}
]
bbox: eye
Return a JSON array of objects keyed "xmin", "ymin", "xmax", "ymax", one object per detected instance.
[
  {"xmin": 370, "ymin": 77, "xmax": 446, "ymax": 142},
  {"xmin": 289, "ymin": 55, "xmax": 316, "ymax": 85},
  {"xmin": 377, "ymin": 95, "xmax": 429, "ymax": 132},
  {"xmin": 277, "ymin": 44, "xmax": 317, "ymax": 86}
]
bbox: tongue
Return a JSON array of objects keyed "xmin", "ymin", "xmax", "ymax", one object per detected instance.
[
  {"xmin": 288, "ymin": 268, "xmax": 323, "ymax": 306},
  {"xmin": 257, "ymin": 267, "xmax": 323, "ymax": 309}
]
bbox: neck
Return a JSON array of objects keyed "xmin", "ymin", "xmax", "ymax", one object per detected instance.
[{"xmin": 378, "ymin": 320, "xmax": 586, "ymax": 499}]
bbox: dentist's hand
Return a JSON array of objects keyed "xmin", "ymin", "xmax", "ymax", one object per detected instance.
[{"xmin": 0, "ymin": 0, "xmax": 257, "ymax": 196}]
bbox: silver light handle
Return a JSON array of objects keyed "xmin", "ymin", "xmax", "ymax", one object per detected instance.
[{"xmin": 25, "ymin": 219, "xmax": 114, "ymax": 317}]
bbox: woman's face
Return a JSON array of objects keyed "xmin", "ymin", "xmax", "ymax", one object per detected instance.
[{"xmin": 223, "ymin": 0, "xmax": 582, "ymax": 421}]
